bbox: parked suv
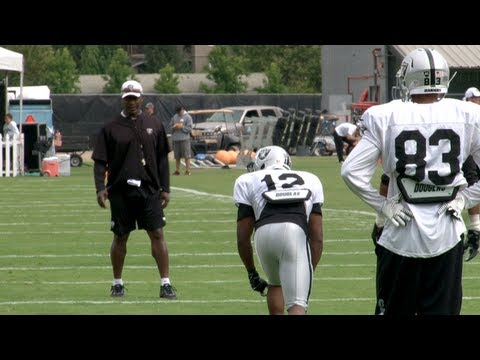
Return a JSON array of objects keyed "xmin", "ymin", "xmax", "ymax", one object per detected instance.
[{"xmin": 190, "ymin": 106, "xmax": 284, "ymax": 153}]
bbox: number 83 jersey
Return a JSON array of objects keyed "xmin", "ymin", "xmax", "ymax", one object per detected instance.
[
  {"xmin": 233, "ymin": 168, "xmax": 324, "ymax": 235},
  {"xmin": 357, "ymin": 98, "xmax": 480, "ymax": 256}
]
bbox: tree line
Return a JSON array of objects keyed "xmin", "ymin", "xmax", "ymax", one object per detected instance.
[{"xmin": 2, "ymin": 45, "xmax": 321, "ymax": 94}]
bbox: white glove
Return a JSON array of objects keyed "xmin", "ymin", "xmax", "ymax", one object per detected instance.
[
  {"xmin": 437, "ymin": 192, "xmax": 466, "ymax": 220},
  {"xmin": 380, "ymin": 194, "xmax": 414, "ymax": 227}
]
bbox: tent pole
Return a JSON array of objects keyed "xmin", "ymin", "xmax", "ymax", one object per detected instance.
[
  {"xmin": 4, "ymin": 74, "xmax": 8, "ymax": 118},
  {"xmin": 19, "ymin": 61, "xmax": 23, "ymax": 134}
]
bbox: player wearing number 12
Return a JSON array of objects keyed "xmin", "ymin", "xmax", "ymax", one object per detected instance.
[
  {"xmin": 341, "ymin": 48, "xmax": 480, "ymax": 315},
  {"xmin": 234, "ymin": 145, "xmax": 324, "ymax": 315}
]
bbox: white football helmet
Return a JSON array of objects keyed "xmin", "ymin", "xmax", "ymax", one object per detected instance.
[
  {"xmin": 250, "ymin": 145, "xmax": 291, "ymax": 172},
  {"xmin": 392, "ymin": 48, "xmax": 450, "ymax": 101}
]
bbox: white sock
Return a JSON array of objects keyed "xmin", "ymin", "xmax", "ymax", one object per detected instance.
[
  {"xmin": 469, "ymin": 214, "xmax": 480, "ymax": 231},
  {"xmin": 113, "ymin": 278, "xmax": 123, "ymax": 286},
  {"xmin": 161, "ymin": 278, "xmax": 171, "ymax": 286}
]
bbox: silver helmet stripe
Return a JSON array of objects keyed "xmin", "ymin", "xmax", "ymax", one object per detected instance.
[{"xmin": 423, "ymin": 48, "xmax": 436, "ymax": 87}]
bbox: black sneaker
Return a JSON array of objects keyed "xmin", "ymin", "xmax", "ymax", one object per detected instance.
[
  {"xmin": 110, "ymin": 284, "xmax": 125, "ymax": 297},
  {"xmin": 160, "ymin": 284, "xmax": 177, "ymax": 300}
]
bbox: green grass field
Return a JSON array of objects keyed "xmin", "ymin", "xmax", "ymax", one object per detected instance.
[{"xmin": 1, "ymin": 156, "xmax": 479, "ymax": 315}]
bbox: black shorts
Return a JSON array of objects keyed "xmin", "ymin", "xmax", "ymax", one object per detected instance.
[
  {"xmin": 375, "ymin": 240, "xmax": 463, "ymax": 316},
  {"xmin": 109, "ymin": 187, "xmax": 166, "ymax": 236}
]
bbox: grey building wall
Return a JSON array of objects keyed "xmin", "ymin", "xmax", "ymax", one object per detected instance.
[
  {"xmin": 192, "ymin": 45, "xmax": 214, "ymax": 73},
  {"xmin": 321, "ymin": 45, "xmax": 389, "ymax": 122}
]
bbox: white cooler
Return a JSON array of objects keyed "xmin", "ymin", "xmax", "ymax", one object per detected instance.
[{"xmin": 57, "ymin": 154, "xmax": 71, "ymax": 176}]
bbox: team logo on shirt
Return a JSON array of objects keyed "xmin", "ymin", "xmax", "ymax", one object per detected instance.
[{"xmin": 146, "ymin": 128, "xmax": 153, "ymax": 135}]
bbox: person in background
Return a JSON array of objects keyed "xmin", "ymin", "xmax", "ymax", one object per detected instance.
[
  {"xmin": 342, "ymin": 48, "xmax": 480, "ymax": 315},
  {"xmin": 234, "ymin": 145, "xmax": 324, "ymax": 315},
  {"xmin": 169, "ymin": 105, "xmax": 193, "ymax": 175},
  {"xmin": 463, "ymin": 87, "xmax": 480, "ymax": 104},
  {"xmin": 91, "ymin": 80, "xmax": 177, "ymax": 300},
  {"xmin": 331, "ymin": 122, "xmax": 360, "ymax": 163},
  {"xmin": 3, "ymin": 113, "xmax": 19, "ymax": 140},
  {"xmin": 145, "ymin": 102, "xmax": 155, "ymax": 116}
]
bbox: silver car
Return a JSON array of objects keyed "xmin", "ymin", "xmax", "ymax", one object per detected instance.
[{"xmin": 190, "ymin": 106, "xmax": 284, "ymax": 153}]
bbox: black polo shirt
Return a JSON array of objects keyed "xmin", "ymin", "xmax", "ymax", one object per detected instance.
[{"xmin": 92, "ymin": 111, "xmax": 170, "ymax": 194}]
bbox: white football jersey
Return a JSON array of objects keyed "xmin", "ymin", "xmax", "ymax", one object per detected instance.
[
  {"xmin": 342, "ymin": 98, "xmax": 480, "ymax": 257},
  {"xmin": 233, "ymin": 168, "xmax": 324, "ymax": 230},
  {"xmin": 335, "ymin": 122, "xmax": 357, "ymax": 137}
]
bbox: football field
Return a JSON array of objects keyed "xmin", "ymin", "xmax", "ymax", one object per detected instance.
[{"xmin": 1, "ymin": 156, "xmax": 480, "ymax": 315}]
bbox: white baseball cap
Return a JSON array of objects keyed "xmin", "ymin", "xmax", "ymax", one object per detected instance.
[
  {"xmin": 464, "ymin": 87, "xmax": 480, "ymax": 100},
  {"xmin": 121, "ymin": 80, "xmax": 143, "ymax": 98}
]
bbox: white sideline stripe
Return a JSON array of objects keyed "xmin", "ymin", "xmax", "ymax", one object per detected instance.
[
  {"xmin": 170, "ymin": 187, "xmax": 377, "ymax": 217},
  {"xmin": 3, "ymin": 276, "xmax": 480, "ymax": 283},
  {"xmin": 1, "ymin": 187, "xmax": 375, "ymax": 216},
  {"xmin": 0, "ymin": 230, "xmax": 235, "ymax": 235},
  {"xmin": 0, "ymin": 219, "xmax": 236, "ymax": 226},
  {"xmin": 2, "ymin": 260, "xmax": 478, "ymax": 270},
  {"xmin": 0, "ymin": 251, "xmax": 374, "ymax": 259},
  {"xmin": 0, "ymin": 263, "xmax": 469, "ymax": 271},
  {"xmin": 1, "ymin": 297, "xmax": 480, "ymax": 306},
  {"xmin": 0, "ymin": 264, "xmax": 378, "ymax": 271},
  {"xmin": 0, "ymin": 277, "xmax": 373, "ymax": 285},
  {"xmin": 0, "ymin": 298, "xmax": 374, "ymax": 305},
  {"xmin": 0, "ymin": 239, "xmax": 373, "ymax": 245},
  {"xmin": 0, "ymin": 228, "xmax": 369, "ymax": 234}
]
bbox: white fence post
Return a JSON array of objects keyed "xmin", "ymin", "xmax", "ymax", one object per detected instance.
[
  {"xmin": 0, "ymin": 133, "xmax": 23, "ymax": 177},
  {"xmin": 0, "ymin": 133, "xmax": 3, "ymax": 176}
]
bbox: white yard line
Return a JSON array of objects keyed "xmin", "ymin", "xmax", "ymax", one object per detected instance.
[
  {"xmin": 0, "ymin": 251, "xmax": 375, "ymax": 258},
  {"xmin": 1, "ymin": 297, "xmax": 479, "ymax": 306}
]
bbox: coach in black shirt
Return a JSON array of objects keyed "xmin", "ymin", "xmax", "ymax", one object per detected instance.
[{"xmin": 92, "ymin": 80, "xmax": 177, "ymax": 300}]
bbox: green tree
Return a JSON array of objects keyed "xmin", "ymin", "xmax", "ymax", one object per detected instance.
[
  {"xmin": 229, "ymin": 45, "xmax": 322, "ymax": 93},
  {"xmin": 230, "ymin": 45, "xmax": 279, "ymax": 72},
  {"xmin": 256, "ymin": 62, "xmax": 287, "ymax": 93},
  {"xmin": 45, "ymin": 47, "xmax": 80, "ymax": 94},
  {"xmin": 144, "ymin": 45, "xmax": 185, "ymax": 73},
  {"xmin": 154, "ymin": 63, "xmax": 180, "ymax": 94},
  {"xmin": 54, "ymin": 45, "xmax": 85, "ymax": 66},
  {"xmin": 275, "ymin": 45, "xmax": 321, "ymax": 93},
  {"xmin": 201, "ymin": 45, "xmax": 248, "ymax": 93},
  {"xmin": 78, "ymin": 46, "xmax": 102, "ymax": 74},
  {"xmin": 103, "ymin": 48, "xmax": 137, "ymax": 94},
  {"xmin": 98, "ymin": 46, "xmax": 123, "ymax": 73},
  {"xmin": 4, "ymin": 45, "xmax": 55, "ymax": 86}
]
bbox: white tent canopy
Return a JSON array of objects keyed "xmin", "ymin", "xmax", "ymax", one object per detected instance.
[
  {"xmin": 0, "ymin": 47, "xmax": 23, "ymax": 72},
  {"xmin": 0, "ymin": 46, "xmax": 24, "ymax": 128}
]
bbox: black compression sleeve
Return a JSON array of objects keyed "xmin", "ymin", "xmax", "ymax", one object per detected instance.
[
  {"xmin": 311, "ymin": 202, "xmax": 323, "ymax": 215},
  {"xmin": 237, "ymin": 203, "xmax": 255, "ymax": 221}
]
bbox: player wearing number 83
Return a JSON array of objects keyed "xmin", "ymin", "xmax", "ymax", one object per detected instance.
[
  {"xmin": 233, "ymin": 145, "xmax": 324, "ymax": 315},
  {"xmin": 341, "ymin": 48, "xmax": 480, "ymax": 315}
]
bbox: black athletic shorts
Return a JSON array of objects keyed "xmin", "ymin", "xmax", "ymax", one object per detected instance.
[
  {"xmin": 375, "ymin": 239, "xmax": 463, "ymax": 316},
  {"xmin": 109, "ymin": 187, "xmax": 166, "ymax": 236}
]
